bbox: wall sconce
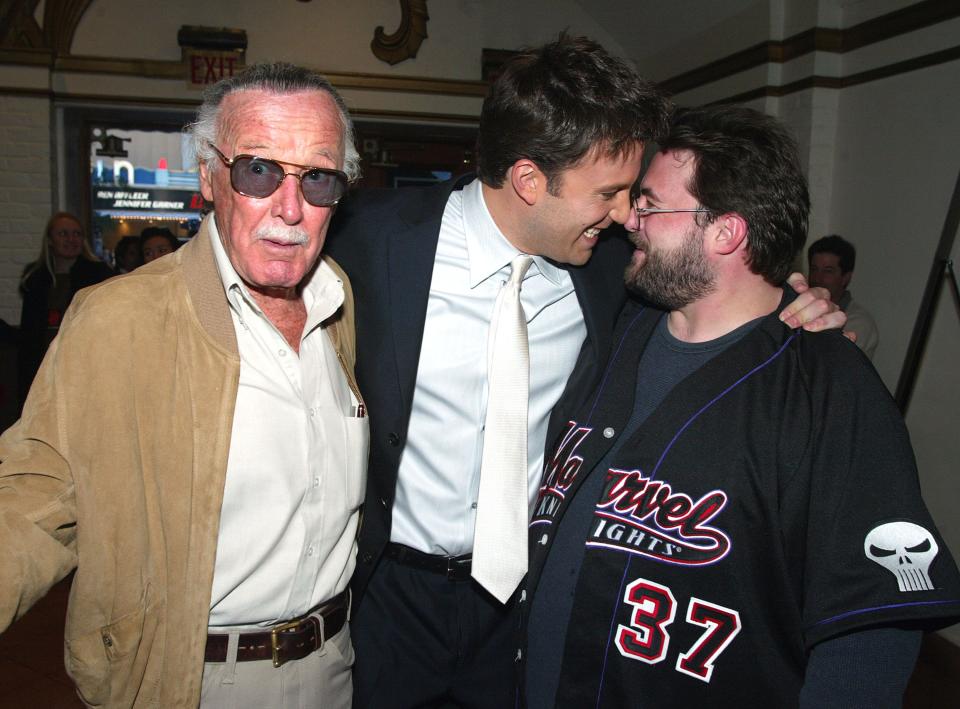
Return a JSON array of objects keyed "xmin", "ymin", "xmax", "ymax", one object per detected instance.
[{"xmin": 93, "ymin": 129, "xmax": 130, "ymax": 158}]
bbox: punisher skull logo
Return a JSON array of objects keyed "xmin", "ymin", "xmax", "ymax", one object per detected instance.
[{"xmin": 864, "ymin": 521, "xmax": 939, "ymax": 592}]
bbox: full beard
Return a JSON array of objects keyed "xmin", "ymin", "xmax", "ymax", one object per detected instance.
[{"xmin": 624, "ymin": 225, "xmax": 716, "ymax": 311}]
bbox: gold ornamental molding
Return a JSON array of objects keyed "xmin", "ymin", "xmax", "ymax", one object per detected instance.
[
  {"xmin": 0, "ymin": 0, "xmax": 93, "ymax": 53},
  {"xmin": 371, "ymin": 0, "xmax": 429, "ymax": 65}
]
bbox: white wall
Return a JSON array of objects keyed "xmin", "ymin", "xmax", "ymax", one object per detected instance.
[
  {"xmin": 71, "ymin": 0, "xmax": 627, "ymax": 80},
  {"xmin": 0, "ymin": 95, "xmax": 52, "ymax": 326},
  {"xmin": 828, "ymin": 57, "xmax": 960, "ymax": 645}
]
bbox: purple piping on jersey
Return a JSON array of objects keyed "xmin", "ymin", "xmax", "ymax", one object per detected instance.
[
  {"xmin": 649, "ymin": 330, "xmax": 798, "ymax": 479},
  {"xmin": 595, "ymin": 328, "xmax": 799, "ymax": 701},
  {"xmin": 596, "ymin": 561, "xmax": 634, "ymax": 709},
  {"xmin": 584, "ymin": 306, "xmax": 648, "ymax": 426},
  {"xmin": 815, "ymin": 598, "xmax": 960, "ymax": 625}
]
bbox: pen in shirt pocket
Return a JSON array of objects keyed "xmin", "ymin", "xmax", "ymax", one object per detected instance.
[{"xmin": 353, "ymin": 402, "xmax": 366, "ymax": 418}]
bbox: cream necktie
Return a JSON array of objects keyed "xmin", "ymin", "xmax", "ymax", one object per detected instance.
[{"xmin": 472, "ymin": 254, "xmax": 534, "ymax": 603}]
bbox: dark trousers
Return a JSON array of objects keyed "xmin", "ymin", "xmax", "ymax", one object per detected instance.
[{"xmin": 352, "ymin": 554, "xmax": 519, "ymax": 708}]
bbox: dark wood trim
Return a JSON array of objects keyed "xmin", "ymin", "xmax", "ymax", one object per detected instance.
[
  {"xmin": 703, "ymin": 44, "xmax": 960, "ymax": 106},
  {"xmin": 0, "ymin": 46, "xmax": 53, "ymax": 65},
  {"xmin": 0, "ymin": 85, "xmax": 481, "ymax": 127},
  {"xmin": 2, "ymin": 53, "xmax": 489, "ymax": 97},
  {"xmin": 662, "ymin": 41, "xmax": 772, "ymax": 96},
  {"xmin": 0, "ymin": 85, "xmax": 52, "ymax": 98},
  {"xmin": 841, "ymin": 0, "xmax": 960, "ymax": 52},
  {"xmin": 662, "ymin": 0, "xmax": 960, "ymax": 96},
  {"xmin": 350, "ymin": 107, "xmax": 478, "ymax": 125},
  {"xmin": 842, "ymin": 43, "xmax": 960, "ymax": 88}
]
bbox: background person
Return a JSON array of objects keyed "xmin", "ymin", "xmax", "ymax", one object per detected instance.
[
  {"xmin": 808, "ymin": 234, "xmax": 879, "ymax": 359},
  {"xmin": 140, "ymin": 226, "xmax": 181, "ymax": 263},
  {"xmin": 17, "ymin": 211, "xmax": 113, "ymax": 408},
  {"xmin": 113, "ymin": 234, "xmax": 143, "ymax": 273}
]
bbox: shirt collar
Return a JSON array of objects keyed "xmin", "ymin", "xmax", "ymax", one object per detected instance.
[
  {"xmin": 208, "ymin": 214, "xmax": 344, "ymax": 327},
  {"xmin": 461, "ymin": 179, "xmax": 565, "ymax": 287}
]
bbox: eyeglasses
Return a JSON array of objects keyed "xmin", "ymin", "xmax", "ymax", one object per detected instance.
[
  {"xmin": 209, "ymin": 144, "xmax": 348, "ymax": 207},
  {"xmin": 634, "ymin": 206, "xmax": 712, "ymax": 217}
]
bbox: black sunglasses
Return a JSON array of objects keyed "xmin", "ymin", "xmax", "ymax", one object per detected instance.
[{"xmin": 209, "ymin": 144, "xmax": 348, "ymax": 207}]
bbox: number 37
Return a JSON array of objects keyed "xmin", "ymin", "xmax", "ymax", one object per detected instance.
[{"xmin": 616, "ymin": 577, "xmax": 741, "ymax": 683}]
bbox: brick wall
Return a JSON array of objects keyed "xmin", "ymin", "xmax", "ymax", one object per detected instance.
[{"xmin": 0, "ymin": 94, "xmax": 52, "ymax": 326}]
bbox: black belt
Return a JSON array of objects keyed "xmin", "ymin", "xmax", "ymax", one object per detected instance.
[
  {"xmin": 204, "ymin": 589, "xmax": 349, "ymax": 667},
  {"xmin": 385, "ymin": 542, "xmax": 473, "ymax": 581}
]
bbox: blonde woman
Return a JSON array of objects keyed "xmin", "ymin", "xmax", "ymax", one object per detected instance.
[{"xmin": 18, "ymin": 212, "xmax": 113, "ymax": 405}]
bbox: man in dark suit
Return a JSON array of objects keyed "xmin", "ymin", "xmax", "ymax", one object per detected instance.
[{"xmin": 326, "ymin": 34, "xmax": 838, "ymax": 708}]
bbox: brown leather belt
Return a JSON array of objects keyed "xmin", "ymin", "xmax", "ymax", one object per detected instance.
[
  {"xmin": 204, "ymin": 589, "xmax": 349, "ymax": 667},
  {"xmin": 385, "ymin": 542, "xmax": 473, "ymax": 581}
]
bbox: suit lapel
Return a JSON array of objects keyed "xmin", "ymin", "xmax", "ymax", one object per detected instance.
[{"xmin": 387, "ymin": 177, "xmax": 471, "ymax": 413}]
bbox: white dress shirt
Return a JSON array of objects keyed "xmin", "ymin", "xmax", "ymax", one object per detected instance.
[
  {"xmin": 390, "ymin": 179, "xmax": 587, "ymax": 555},
  {"xmin": 206, "ymin": 219, "xmax": 368, "ymax": 628}
]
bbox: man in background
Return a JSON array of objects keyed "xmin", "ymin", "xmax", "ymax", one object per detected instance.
[{"xmin": 808, "ymin": 234, "xmax": 879, "ymax": 359}]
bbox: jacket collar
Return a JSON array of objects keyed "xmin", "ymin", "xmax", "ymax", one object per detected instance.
[{"xmin": 180, "ymin": 214, "xmax": 239, "ymax": 357}]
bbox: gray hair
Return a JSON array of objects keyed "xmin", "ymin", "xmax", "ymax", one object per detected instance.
[{"xmin": 187, "ymin": 62, "xmax": 361, "ymax": 182}]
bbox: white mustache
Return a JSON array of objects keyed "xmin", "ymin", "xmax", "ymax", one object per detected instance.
[{"xmin": 254, "ymin": 225, "xmax": 309, "ymax": 246}]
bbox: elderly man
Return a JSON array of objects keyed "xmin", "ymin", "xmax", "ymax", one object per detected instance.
[
  {"xmin": 326, "ymin": 34, "xmax": 842, "ymax": 708},
  {"xmin": 0, "ymin": 63, "xmax": 366, "ymax": 708},
  {"xmin": 524, "ymin": 105, "xmax": 960, "ymax": 707}
]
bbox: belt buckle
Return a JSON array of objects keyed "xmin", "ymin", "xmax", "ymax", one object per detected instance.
[
  {"xmin": 446, "ymin": 556, "xmax": 468, "ymax": 581},
  {"xmin": 270, "ymin": 618, "xmax": 302, "ymax": 668}
]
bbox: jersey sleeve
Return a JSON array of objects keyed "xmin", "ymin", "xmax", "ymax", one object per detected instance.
[{"xmin": 793, "ymin": 337, "xmax": 960, "ymax": 648}]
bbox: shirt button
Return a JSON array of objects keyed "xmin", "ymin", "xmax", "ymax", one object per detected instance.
[
  {"xmin": 279, "ymin": 349, "xmax": 287, "ymax": 357},
  {"xmin": 307, "ymin": 546, "xmax": 315, "ymax": 557},
  {"xmin": 603, "ymin": 427, "xmax": 615, "ymax": 438},
  {"xmin": 313, "ymin": 477, "xmax": 320, "ymax": 488},
  {"xmin": 471, "ymin": 502, "xmax": 478, "ymax": 509}
]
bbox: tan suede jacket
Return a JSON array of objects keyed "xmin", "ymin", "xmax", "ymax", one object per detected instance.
[{"xmin": 0, "ymin": 217, "xmax": 359, "ymax": 708}]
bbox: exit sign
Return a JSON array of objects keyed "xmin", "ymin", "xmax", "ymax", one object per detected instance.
[{"xmin": 186, "ymin": 50, "xmax": 245, "ymax": 88}]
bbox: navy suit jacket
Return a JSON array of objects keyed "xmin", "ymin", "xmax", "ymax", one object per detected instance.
[{"xmin": 325, "ymin": 177, "xmax": 633, "ymax": 601}]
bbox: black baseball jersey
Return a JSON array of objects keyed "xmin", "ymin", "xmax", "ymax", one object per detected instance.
[{"xmin": 524, "ymin": 293, "xmax": 960, "ymax": 708}]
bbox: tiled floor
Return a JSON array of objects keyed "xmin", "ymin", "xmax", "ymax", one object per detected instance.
[{"xmin": 0, "ymin": 575, "xmax": 957, "ymax": 707}]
